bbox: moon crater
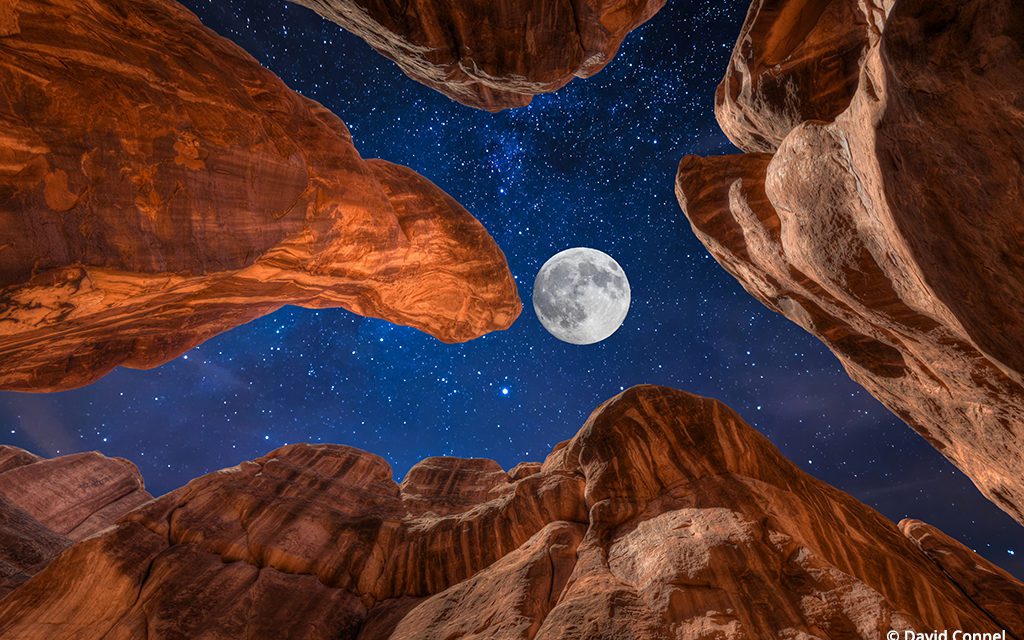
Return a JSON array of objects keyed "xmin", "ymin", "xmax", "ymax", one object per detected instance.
[{"xmin": 532, "ymin": 248, "xmax": 631, "ymax": 345}]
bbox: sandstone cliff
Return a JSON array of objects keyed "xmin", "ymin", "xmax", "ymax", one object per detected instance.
[
  {"xmin": 0, "ymin": 445, "xmax": 151, "ymax": 597},
  {"xmin": 288, "ymin": 0, "xmax": 667, "ymax": 110},
  {"xmin": 0, "ymin": 386, "xmax": 1020, "ymax": 638},
  {"xmin": 0, "ymin": 0, "xmax": 520, "ymax": 393},
  {"xmin": 676, "ymin": 0, "xmax": 1024, "ymax": 523}
]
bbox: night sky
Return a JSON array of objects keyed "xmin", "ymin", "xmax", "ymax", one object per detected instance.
[{"xmin": 1, "ymin": 0, "xmax": 1020, "ymax": 577}]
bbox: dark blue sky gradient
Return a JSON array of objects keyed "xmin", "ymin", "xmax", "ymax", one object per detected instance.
[{"xmin": 0, "ymin": 0, "xmax": 1019, "ymax": 576}]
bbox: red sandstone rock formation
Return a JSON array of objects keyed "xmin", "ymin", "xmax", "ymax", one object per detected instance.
[
  {"xmin": 0, "ymin": 445, "xmax": 151, "ymax": 597},
  {"xmin": 289, "ymin": 0, "xmax": 667, "ymax": 111},
  {"xmin": 676, "ymin": 0, "xmax": 1024, "ymax": 524},
  {"xmin": 901, "ymin": 519, "xmax": 1024, "ymax": 633},
  {"xmin": 714, "ymin": 0, "xmax": 882, "ymax": 153},
  {"xmin": 0, "ymin": 0, "xmax": 520, "ymax": 393},
  {"xmin": 1, "ymin": 386, "xmax": 1021, "ymax": 638}
]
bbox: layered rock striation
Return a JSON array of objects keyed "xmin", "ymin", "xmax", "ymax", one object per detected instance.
[
  {"xmin": 901, "ymin": 519, "xmax": 1024, "ymax": 633},
  {"xmin": 676, "ymin": 0, "xmax": 1024, "ymax": 523},
  {"xmin": 0, "ymin": 446, "xmax": 151, "ymax": 597},
  {"xmin": 714, "ymin": 0, "xmax": 883, "ymax": 153},
  {"xmin": 0, "ymin": 386, "xmax": 1020, "ymax": 638},
  {"xmin": 0, "ymin": 0, "xmax": 520, "ymax": 393},
  {"xmin": 289, "ymin": 0, "xmax": 667, "ymax": 111}
]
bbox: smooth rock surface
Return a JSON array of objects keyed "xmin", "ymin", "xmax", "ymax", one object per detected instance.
[
  {"xmin": 677, "ymin": 0, "xmax": 1024, "ymax": 523},
  {"xmin": 1, "ymin": 386, "xmax": 1020, "ymax": 638},
  {"xmin": 0, "ymin": 0, "xmax": 520, "ymax": 392},
  {"xmin": 289, "ymin": 0, "xmax": 667, "ymax": 110},
  {"xmin": 0, "ymin": 445, "xmax": 151, "ymax": 597}
]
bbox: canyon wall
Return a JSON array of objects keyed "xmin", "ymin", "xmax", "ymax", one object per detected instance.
[
  {"xmin": 0, "ymin": 386, "xmax": 1020, "ymax": 638},
  {"xmin": 0, "ymin": 445, "xmax": 151, "ymax": 597},
  {"xmin": 0, "ymin": 0, "xmax": 520, "ymax": 393},
  {"xmin": 676, "ymin": 0, "xmax": 1024, "ymax": 523}
]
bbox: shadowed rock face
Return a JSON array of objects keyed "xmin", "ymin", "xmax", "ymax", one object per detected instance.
[
  {"xmin": 900, "ymin": 519, "xmax": 1024, "ymax": 633},
  {"xmin": 1, "ymin": 386, "xmax": 1021, "ymax": 639},
  {"xmin": 677, "ymin": 0, "xmax": 1024, "ymax": 524},
  {"xmin": 715, "ymin": 0, "xmax": 885, "ymax": 153},
  {"xmin": 0, "ymin": 0, "xmax": 520, "ymax": 393},
  {"xmin": 288, "ymin": 0, "xmax": 667, "ymax": 111},
  {"xmin": 0, "ymin": 446, "xmax": 151, "ymax": 597}
]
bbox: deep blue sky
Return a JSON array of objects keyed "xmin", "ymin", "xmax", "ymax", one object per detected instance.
[{"xmin": 1, "ymin": 0, "xmax": 1020, "ymax": 576}]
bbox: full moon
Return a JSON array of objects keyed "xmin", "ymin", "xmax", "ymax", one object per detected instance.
[{"xmin": 532, "ymin": 248, "xmax": 631, "ymax": 345}]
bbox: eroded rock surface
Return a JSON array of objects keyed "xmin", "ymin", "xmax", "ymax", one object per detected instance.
[
  {"xmin": 289, "ymin": 0, "xmax": 667, "ymax": 111},
  {"xmin": 0, "ymin": 0, "xmax": 520, "ymax": 393},
  {"xmin": 677, "ymin": 0, "xmax": 1024, "ymax": 523},
  {"xmin": 901, "ymin": 519, "xmax": 1024, "ymax": 633},
  {"xmin": 0, "ymin": 445, "xmax": 150, "ymax": 597},
  {"xmin": 715, "ymin": 0, "xmax": 885, "ymax": 152},
  {"xmin": 1, "ymin": 386, "xmax": 1020, "ymax": 638}
]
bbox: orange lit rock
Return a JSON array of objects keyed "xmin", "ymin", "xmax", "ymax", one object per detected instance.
[
  {"xmin": 0, "ymin": 0, "xmax": 520, "ymax": 393},
  {"xmin": 714, "ymin": 0, "xmax": 881, "ymax": 153},
  {"xmin": 290, "ymin": 0, "xmax": 667, "ymax": 110},
  {"xmin": 901, "ymin": 519, "xmax": 1024, "ymax": 634},
  {"xmin": 677, "ymin": 0, "xmax": 1024, "ymax": 523},
  {"xmin": 1, "ymin": 387, "xmax": 1020, "ymax": 638}
]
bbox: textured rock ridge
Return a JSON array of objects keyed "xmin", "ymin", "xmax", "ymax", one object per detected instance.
[
  {"xmin": 0, "ymin": 0, "xmax": 520, "ymax": 393},
  {"xmin": 0, "ymin": 445, "xmax": 151, "ymax": 597},
  {"xmin": 288, "ymin": 0, "xmax": 667, "ymax": 111},
  {"xmin": 676, "ymin": 0, "xmax": 1024, "ymax": 523},
  {"xmin": 1, "ymin": 386, "xmax": 1021, "ymax": 638},
  {"xmin": 900, "ymin": 519, "xmax": 1024, "ymax": 634},
  {"xmin": 715, "ymin": 0, "xmax": 884, "ymax": 153}
]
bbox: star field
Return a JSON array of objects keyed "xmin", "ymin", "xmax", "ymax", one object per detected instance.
[{"xmin": 0, "ymin": 0, "xmax": 1020, "ymax": 577}]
